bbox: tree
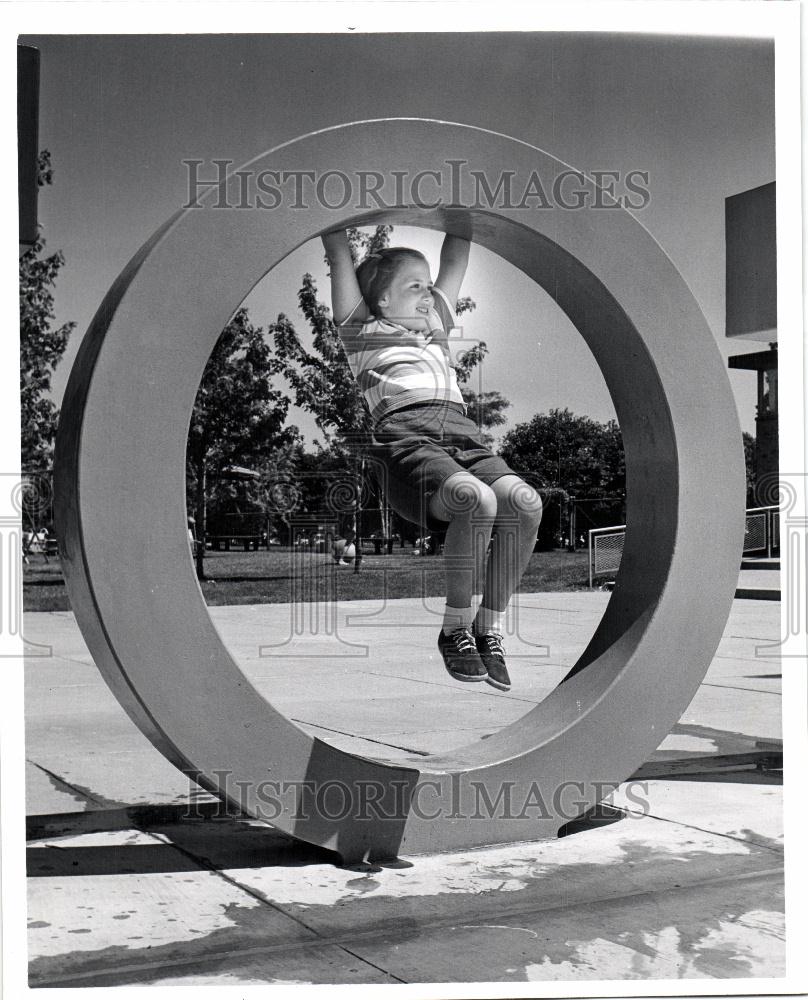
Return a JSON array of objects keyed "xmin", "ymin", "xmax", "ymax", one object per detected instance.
[
  {"xmin": 499, "ymin": 408, "xmax": 626, "ymax": 548},
  {"xmin": 266, "ymin": 439, "xmax": 360, "ymax": 546},
  {"xmin": 19, "ymin": 151, "xmax": 74, "ymax": 470},
  {"xmin": 500, "ymin": 408, "xmax": 625, "ymax": 495},
  {"xmin": 591, "ymin": 419, "xmax": 626, "ymax": 498},
  {"xmin": 269, "ymin": 226, "xmax": 394, "ymax": 448},
  {"xmin": 271, "ymin": 271, "xmax": 368, "ymax": 447},
  {"xmin": 451, "ymin": 338, "xmax": 512, "ymax": 447},
  {"xmin": 186, "ymin": 307, "xmax": 299, "ymax": 578}
]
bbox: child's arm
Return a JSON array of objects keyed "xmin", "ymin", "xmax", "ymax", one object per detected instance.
[
  {"xmin": 434, "ymin": 235, "xmax": 470, "ymax": 309},
  {"xmin": 321, "ymin": 230, "xmax": 370, "ymax": 326}
]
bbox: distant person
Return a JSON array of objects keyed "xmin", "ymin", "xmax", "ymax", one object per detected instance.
[{"xmin": 332, "ymin": 530, "xmax": 356, "ymax": 565}]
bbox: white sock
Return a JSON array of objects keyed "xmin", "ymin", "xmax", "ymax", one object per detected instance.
[
  {"xmin": 442, "ymin": 603, "xmax": 475, "ymax": 634},
  {"xmin": 474, "ymin": 605, "xmax": 504, "ymax": 635}
]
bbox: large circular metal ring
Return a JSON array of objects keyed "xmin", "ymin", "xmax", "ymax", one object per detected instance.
[{"xmin": 55, "ymin": 119, "xmax": 745, "ymax": 863}]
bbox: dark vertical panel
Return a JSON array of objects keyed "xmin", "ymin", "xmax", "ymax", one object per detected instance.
[
  {"xmin": 725, "ymin": 182, "xmax": 777, "ymax": 339},
  {"xmin": 18, "ymin": 44, "xmax": 40, "ymax": 252}
]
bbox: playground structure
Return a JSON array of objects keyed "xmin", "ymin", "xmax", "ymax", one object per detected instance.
[{"xmin": 54, "ymin": 119, "xmax": 745, "ymax": 864}]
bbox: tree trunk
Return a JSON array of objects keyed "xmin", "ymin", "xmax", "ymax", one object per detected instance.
[{"xmin": 377, "ymin": 483, "xmax": 391, "ymax": 545}]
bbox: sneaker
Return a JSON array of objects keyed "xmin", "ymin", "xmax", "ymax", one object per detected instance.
[
  {"xmin": 475, "ymin": 632, "xmax": 511, "ymax": 691},
  {"xmin": 437, "ymin": 627, "xmax": 487, "ymax": 682}
]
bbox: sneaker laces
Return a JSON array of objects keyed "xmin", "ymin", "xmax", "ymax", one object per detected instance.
[
  {"xmin": 449, "ymin": 627, "xmax": 477, "ymax": 654},
  {"xmin": 478, "ymin": 631, "xmax": 505, "ymax": 657}
]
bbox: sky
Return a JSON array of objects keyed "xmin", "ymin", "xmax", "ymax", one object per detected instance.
[{"xmin": 21, "ymin": 31, "xmax": 776, "ymax": 447}]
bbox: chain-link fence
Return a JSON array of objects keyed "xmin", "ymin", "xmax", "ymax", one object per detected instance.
[
  {"xmin": 587, "ymin": 525, "xmax": 626, "ymax": 588},
  {"xmin": 743, "ymin": 506, "xmax": 779, "ymax": 556},
  {"xmin": 588, "ymin": 505, "xmax": 780, "ymax": 587}
]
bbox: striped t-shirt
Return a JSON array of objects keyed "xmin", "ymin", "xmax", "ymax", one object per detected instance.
[{"xmin": 338, "ymin": 285, "xmax": 465, "ymax": 423}]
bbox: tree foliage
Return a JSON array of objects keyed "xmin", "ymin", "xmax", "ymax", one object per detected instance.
[
  {"xmin": 459, "ymin": 387, "xmax": 510, "ymax": 447},
  {"xmin": 499, "ymin": 408, "xmax": 625, "ymax": 498},
  {"xmin": 186, "ymin": 307, "xmax": 300, "ymax": 574},
  {"xmin": 19, "ymin": 150, "xmax": 74, "ymax": 469},
  {"xmin": 499, "ymin": 408, "xmax": 625, "ymax": 549},
  {"xmin": 270, "ymin": 272, "xmax": 368, "ymax": 452},
  {"xmin": 187, "ymin": 308, "xmax": 298, "ymax": 474},
  {"xmin": 268, "ymin": 226, "xmax": 390, "ymax": 451}
]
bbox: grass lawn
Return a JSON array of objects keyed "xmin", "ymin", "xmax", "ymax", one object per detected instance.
[{"xmin": 23, "ymin": 546, "xmax": 595, "ymax": 613}]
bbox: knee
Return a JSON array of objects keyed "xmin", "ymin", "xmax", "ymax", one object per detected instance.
[
  {"xmin": 434, "ymin": 475, "xmax": 498, "ymax": 523},
  {"xmin": 501, "ymin": 481, "xmax": 543, "ymax": 528}
]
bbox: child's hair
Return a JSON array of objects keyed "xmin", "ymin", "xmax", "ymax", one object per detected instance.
[{"xmin": 355, "ymin": 247, "xmax": 428, "ymax": 316}]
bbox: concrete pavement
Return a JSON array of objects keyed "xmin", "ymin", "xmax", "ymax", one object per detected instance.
[
  {"xmin": 736, "ymin": 559, "xmax": 780, "ymax": 601},
  {"xmin": 24, "ymin": 594, "xmax": 785, "ymax": 988}
]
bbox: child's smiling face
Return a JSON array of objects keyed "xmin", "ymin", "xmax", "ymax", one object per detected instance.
[{"xmin": 377, "ymin": 258, "xmax": 434, "ymax": 331}]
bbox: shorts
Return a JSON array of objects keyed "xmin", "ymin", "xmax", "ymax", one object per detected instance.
[{"xmin": 368, "ymin": 400, "xmax": 518, "ymax": 531}]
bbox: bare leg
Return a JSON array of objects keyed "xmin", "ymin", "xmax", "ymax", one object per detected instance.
[
  {"xmin": 478, "ymin": 475, "xmax": 543, "ymax": 615},
  {"xmin": 428, "ymin": 472, "xmax": 497, "ymax": 609}
]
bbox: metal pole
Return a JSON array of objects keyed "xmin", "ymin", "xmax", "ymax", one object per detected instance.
[
  {"xmin": 354, "ymin": 456, "xmax": 364, "ymax": 573},
  {"xmin": 568, "ymin": 496, "xmax": 576, "ymax": 552}
]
